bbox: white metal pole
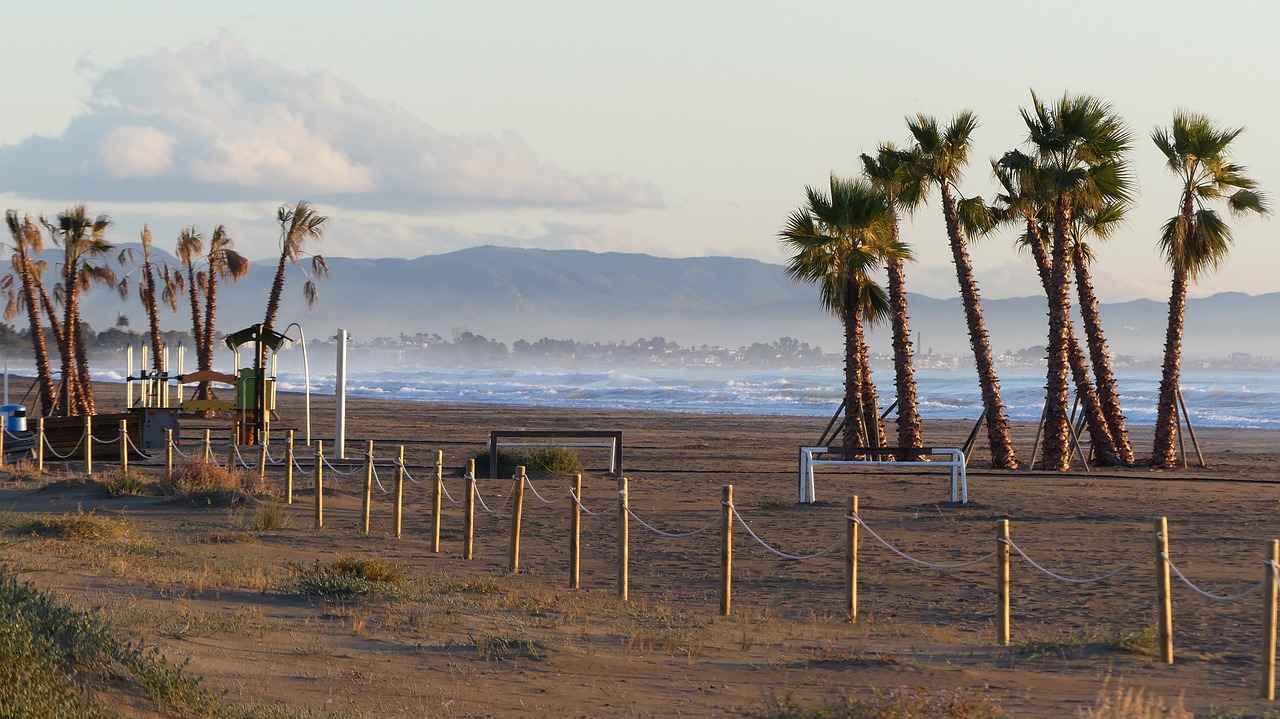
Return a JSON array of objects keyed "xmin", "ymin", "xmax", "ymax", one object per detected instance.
[{"xmin": 334, "ymin": 328, "xmax": 348, "ymax": 460}]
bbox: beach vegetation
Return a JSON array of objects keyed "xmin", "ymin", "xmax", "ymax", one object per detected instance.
[
  {"xmin": 160, "ymin": 458, "xmax": 267, "ymax": 503},
  {"xmin": 3, "ymin": 211, "xmax": 59, "ymax": 415},
  {"xmin": 292, "ymin": 555, "xmax": 407, "ymax": 602},
  {"xmin": 1151, "ymin": 111, "xmax": 1270, "ymax": 468},
  {"xmin": 745, "ymin": 688, "xmax": 1005, "ymax": 719}
]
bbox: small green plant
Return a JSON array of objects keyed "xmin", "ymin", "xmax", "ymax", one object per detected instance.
[
  {"xmin": 95, "ymin": 473, "xmax": 148, "ymax": 498},
  {"xmin": 523, "ymin": 446, "xmax": 582, "ymax": 475},
  {"xmin": 1105, "ymin": 624, "xmax": 1159, "ymax": 655},
  {"xmin": 293, "ymin": 555, "xmax": 407, "ymax": 602},
  {"xmin": 475, "ymin": 630, "xmax": 551, "ymax": 661},
  {"xmin": 252, "ymin": 503, "xmax": 291, "ymax": 531}
]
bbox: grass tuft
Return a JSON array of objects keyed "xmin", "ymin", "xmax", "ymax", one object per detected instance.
[
  {"xmin": 1079, "ymin": 682, "xmax": 1191, "ymax": 719},
  {"xmin": 475, "ymin": 630, "xmax": 552, "ymax": 661},
  {"xmin": 292, "ymin": 555, "xmax": 407, "ymax": 602},
  {"xmin": 9, "ymin": 511, "xmax": 128, "ymax": 542},
  {"xmin": 160, "ymin": 459, "xmax": 270, "ymax": 504},
  {"xmin": 95, "ymin": 472, "xmax": 149, "ymax": 498},
  {"xmin": 747, "ymin": 688, "xmax": 1004, "ymax": 718}
]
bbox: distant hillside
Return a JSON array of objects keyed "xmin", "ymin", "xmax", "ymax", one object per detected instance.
[{"xmin": 23, "ymin": 245, "xmax": 1280, "ymax": 360}]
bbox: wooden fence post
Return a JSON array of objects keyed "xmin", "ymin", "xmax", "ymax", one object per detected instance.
[
  {"xmin": 394, "ymin": 446, "xmax": 405, "ymax": 539},
  {"xmin": 618, "ymin": 475, "xmax": 629, "ymax": 601},
  {"xmin": 226, "ymin": 441, "xmax": 236, "ymax": 469},
  {"xmin": 570, "ymin": 473, "xmax": 582, "ymax": 589},
  {"xmin": 846, "ymin": 496, "xmax": 858, "ymax": 622},
  {"xmin": 1157, "ymin": 516, "xmax": 1174, "ymax": 664},
  {"xmin": 509, "ymin": 466, "xmax": 526, "ymax": 573},
  {"xmin": 285, "ymin": 431, "xmax": 295, "ymax": 504},
  {"xmin": 997, "ymin": 519, "xmax": 1011, "ymax": 646},
  {"xmin": 431, "ymin": 450, "xmax": 443, "ymax": 552},
  {"xmin": 203, "ymin": 429, "xmax": 212, "ymax": 463},
  {"xmin": 258, "ymin": 443, "xmax": 268, "ymax": 481},
  {"xmin": 362, "ymin": 440, "xmax": 374, "ymax": 535},
  {"xmin": 1264, "ymin": 539, "xmax": 1279, "ymax": 700},
  {"xmin": 721, "ymin": 484, "xmax": 733, "ymax": 617},
  {"xmin": 84, "ymin": 414, "xmax": 93, "ymax": 476},
  {"xmin": 464, "ymin": 459, "xmax": 476, "ymax": 560},
  {"xmin": 36, "ymin": 418, "xmax": 44, "ymax": 474},
  {"xmin": 314, "ymin": 440, "xmax": 324, "ymax": 529},
  {"xmin": 119, "ymin": 420, "xmax": 128, "ymax": 473},
  {"xmin": 165, "ymin": 428, "xmax": 173, "ymax": 477}
]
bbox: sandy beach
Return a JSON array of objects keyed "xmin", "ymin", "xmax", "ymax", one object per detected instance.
[{"xmin": 4, "ymin": 383, "xmax": 1280, "ymax": 717}]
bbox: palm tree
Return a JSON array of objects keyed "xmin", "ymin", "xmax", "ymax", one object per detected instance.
[
  {"xmin": 1151, "ymin": 112, "xmax": 1270, "ymax": 468},
  {"xmin": 780, "ymin": 175, "xmax": 894, "ymax": 449},
  {"xmin": 201, "ymin": 225, "xmax": 249, "ymax": 374},
  {"xmin": 264, "ymin": 201, "xmax": 329, "ymax": 351},
  {"xmin": 906, "ymin": 112, "xmax": 1018, "ymax": 469},
  {"xmin": 176, "ymin": 227, "xmax": 205, "ymax": 376},
  {"xmin": 861, "ymin": 145, "xmax": 924, "ymax": 449},
  {"xmin": 46, "ymin": 205, "xmax": 116, "ymax": 416},
  {"xmin": 1019, "ymin": 92, "xmax": 1133, "ymax": 471},
  {"xmin": 990, "ymin": 152, "xmax": 1122, "ymax": 467},
  {"xmin": 118, "ymin": 226, "xmax": 181, "ymax": 376},
  {"xmin": 3, "ymin": 212, "xmax": 57, "ymax": 415}
]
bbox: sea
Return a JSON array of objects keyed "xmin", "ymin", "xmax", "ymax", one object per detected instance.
[{"xmin": 237, "ymin": 364, "xmax": 1280, "ymax": 431}]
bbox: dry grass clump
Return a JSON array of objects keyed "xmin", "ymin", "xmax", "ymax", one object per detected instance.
[
  {"xmin": 160, "ymin": 459, "xmax": 270, "ymax": 503},
  {"xmin": 7, "ymin": 511, "xmax": 129, "ymax": 542},
  {"xmin": 474, "ymin": 629, "xmax": 553, "ymax": 661},
  {"xmin": 1078, "ymin": 682, "xmax": 1191, "ymax": 719},
  {"xmin": 94, "ymin": 472, "xmax": 149, "ymax": 498},
  {"xmin": 747, "ymin": 688, "xmax": 1004, "ymax": 718}
]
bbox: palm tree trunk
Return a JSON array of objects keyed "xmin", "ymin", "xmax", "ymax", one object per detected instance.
[
  {"xmin": 842, "ymin": 281, "xmax": 867, "ymax": 450},
  {"xmin": 1153, "ymin": 267, "xmax": 1188, "ymax": 468},
  {"xmin": 940, "ymin": 183, "xmax": 1018, "ymax": 468},
  {"xmin": 886, "ymin": 213, "xmax": 922, "ymax": 449},
  {"xmin": 1024, "ymin": 220, "xmax": 1119, "ymax": 465},
  {"xmin": 72, "ymin": 300, "xmax": 96, "ymax": 415},
  {"xmin": 59, "ymin": 258, "xmax": 82, "ymax": 416},
  {"xmin": 854, "ymin": 313, "xmax": 886, "ymax": 450},
  {"xmin": 18, "ymin": 259, "xmax": 57, "ymax": 415},
  {"xmin": 185, "ymin": 264, "xmax": 206, "ymax": 401},
  {"xmin": 142, "ymin": 260, "xmax": 165, "ymax": 380},
  {"xmin": 1041, "ymin": 198, "xmax": 1075, "ymax": 471},
  {"xmin": 1074, "ymin": 258, "xmax": 1134, "ymax": 465},
  {"xmin": 203, "ymin": 273, "xmax": 219, "ymax": 372}
]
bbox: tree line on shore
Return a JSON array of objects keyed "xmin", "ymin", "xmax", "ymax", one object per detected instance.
[
  {"xmin": 781, "ymin": 91, "xmax": 1269, "ymax": 471},
  {"xmin": 2, "ymin": 201, "xmax": 328, "ymax": 417}
]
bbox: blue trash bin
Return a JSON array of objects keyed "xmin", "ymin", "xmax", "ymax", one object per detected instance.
[{"xmin": 1, "ymin": 404, "xmax": 27, "ymax": 432}]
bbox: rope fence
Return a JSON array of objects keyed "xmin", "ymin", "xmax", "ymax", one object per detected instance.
[{"xmin": 10, "ymin": 431, "xmax": 1280, "ymax": 701}]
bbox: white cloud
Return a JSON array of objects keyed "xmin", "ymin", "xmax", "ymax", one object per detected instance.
[
  {"xmin": 0, "ymin": 32, "xmax": 661, "ymax": 212},
  {"xmin": 98, "ymin": 125, "xmax": 176, "ymax": 179}
]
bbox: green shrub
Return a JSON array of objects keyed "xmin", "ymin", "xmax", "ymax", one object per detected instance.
[
  {"xmin": 0, "ymin": 567, "xmax": 219, "ymax": 717},
  {"xmin": 10, "ymin": 512, "xmax": 128, "ymax": 542},
  {"xmin": 293, "ymin": 555, "xmax": 407, "ymax": 602},
  {"xmin": 252, "ymin": 503, "xmax": 291, "ymax": 531},
  {"xmin": 471, "ymin": 445, "xmax": 582, "ymax": 478},
  {"xmin": 95, "ymin": 473, "xmax": 148, "ymax": 498}
]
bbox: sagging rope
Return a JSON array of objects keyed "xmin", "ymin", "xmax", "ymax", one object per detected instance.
[
  {"xmin": 1001, "ymin": 536, "xmax": 1154, "ymax": 585},
  {"xmin": 568, "ymin": 488, "xmax": 616, "ymax": 517},
  {"xmin": 1163, "ymin": 551, "xmax": 1267, "ymax": 602},
  {"xmin": 849, "ymin": 513, "xmax": 996, "ymax": 570},
  {"xmin": 732, "ymin": 506, "xmax": 841, "ymax": 560},
  {"xmin": 523, "ymin": 475, "xmax": 572, "ymax": 505},
  {"xmin": 625, "ymin": 504, "xmax": 718, "ymax": 539}
]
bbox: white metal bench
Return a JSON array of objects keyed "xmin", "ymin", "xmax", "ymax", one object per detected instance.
[{"xmin": 798, "ymin": 446, "xmax": 968, "ymax": 505}]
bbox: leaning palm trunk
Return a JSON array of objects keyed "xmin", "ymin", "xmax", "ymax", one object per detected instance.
[
  {"xmin": 940, "ymin": 184, "xmax": 1018, "ymax": 468},
  {"xmin": 1074, "ymin": 260, "xmax": 1133, "ymax": 465},
  {"xmin": 17, "ymin": 259, "xmax": 57, "ymax": 415},
  {"xmin": 58, "ymin": 257, "xmax": 83, "ymax": 415},
  {"xmin": 1153, "ymin": 266, "xmax": 1189, "ymax": 468},
  {"xmin": 885, "ymin": 216, "xmax": 922, "ymax": 449}
]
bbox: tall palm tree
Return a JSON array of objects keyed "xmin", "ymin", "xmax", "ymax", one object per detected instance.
[
  {"xmin": 1019, "ymin": 92, "xmax": 1133, "ymax": 471},
  {"xmin": 906, "ymin": 112, "xmax": 1018, "ymax": 469},
  {"xmin": 201, "ymin": 225, "xmax": 249, "ymax": 373},
  {"xmin": 991, "ymin": 152, "xmax": 1122, "ymax": 467},
  {"xmin": 861, "ymin": 145, "xmax": 924, "ymax": 449},
  {"xmin": 118, "ymin": 226, "xmax": 181, "ymax": 376},
  {"xmin": 3, "ymin": 212, "xmax": 57, "ymax": 415},
  {"xmin": 176, "ymin": 227, "xmax": 205, "ymax": 376},
  {"xmin": 46, "ymin": 205, "xmax": 116, "ymax": 416},
  {"xmin": 264, "ymin": 201, "xmax": 329, "ymax": 352},
  {"xmin": 1151, "ymin": 112, "xmax": 1270, "ymax": 468},
  {"xmin": 780, "ymin": 176, "xmax": 894, "ymax": 449}
]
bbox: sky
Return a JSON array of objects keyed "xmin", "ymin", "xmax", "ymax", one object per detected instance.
[{"xmin": 2, "ymin": 0, "xmax": 1278, "ymax": 304}]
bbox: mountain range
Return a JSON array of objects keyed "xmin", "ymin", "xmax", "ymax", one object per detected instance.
[{"xmin": 42, "ymin": 245, "xmax": 1280, "ymax": 360}]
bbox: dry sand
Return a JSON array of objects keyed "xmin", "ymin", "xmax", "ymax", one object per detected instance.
[{"xmin": 4, "ymin": 382, "xmax": 1280, "ymax": 717}]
